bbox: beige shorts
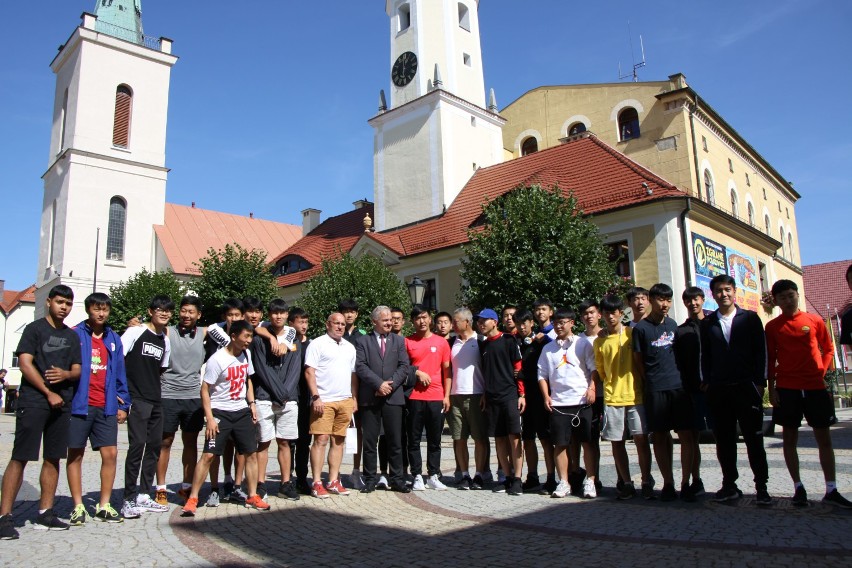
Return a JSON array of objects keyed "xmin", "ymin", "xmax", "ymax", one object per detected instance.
[{"xmin": 309, "ymin": 398, "xmax": 355, "ymax": 437}]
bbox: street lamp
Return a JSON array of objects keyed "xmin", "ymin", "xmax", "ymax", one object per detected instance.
[{"xmin": 408, "ymin": 276, "xmax": 426, "ymax": 307}]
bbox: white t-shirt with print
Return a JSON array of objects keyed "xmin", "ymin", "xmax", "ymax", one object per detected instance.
[{"xmin": 204, "ymin": 348, "xmax": 254, "ymax": 412}]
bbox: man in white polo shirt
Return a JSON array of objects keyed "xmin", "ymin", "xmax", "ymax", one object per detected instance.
[{"xmin": 304, "ymin": 313, "xmax": 357, "ymax": 499}]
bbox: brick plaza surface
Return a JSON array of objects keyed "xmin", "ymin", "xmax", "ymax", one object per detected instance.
[{"xmin": 1, "ymin": 410, "xmax": 851, "ymax": 567}]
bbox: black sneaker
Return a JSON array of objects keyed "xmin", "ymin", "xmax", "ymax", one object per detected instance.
[
  {"xmin": 714, "ymin": 485, "xmax": 742, "ymax": 502},
  {"xmin": 457, "ymin": 475, "xmax": 472, "ymax": 490},
  {"xmin": 755, "ymin": 487, "xmax": 773, "ymax": 507},
  {"xmin": 690, "ymin": 478, "xmax": 706, "ymax": 496},
  {"xmin": 680, "ymin": 483, "xmax": 696, "ymax": 503},
  {"xmin": 470, "ymin": 475, "xmax": 484, "ymax": 490},
  {"xmin": 791, "ymin": 485, "xmax": 808, "ymax": 507},
  {"xmin": 222, "ymin": 480, "xmax": 234, "ymax": 502},
  {"xmin": 521, "ymin": 475, "xmax": 541, "ymax": 493},
  {"xmin": 660, "ymin": 483, "xmax": 678, "ymax": 502},
  {"xmin": 617, "ymin": 481, "xmax": 637, "ymax": 500},
  {"xmin": 0, "ymin": 515, "xmax": 19, "ymax": 540},
  {"xmin": 507, "ymin": 477, "xmax": 523, "ymax": 496},
  {"xmin": 539, "ymin": 477, "xmax": 557, "ymax": 496},
  {"xmin": 33, "ymin": 509, "xmax": 69, "ymax": 531},
  {"xmin": 641, "ymin": 478, "xmax": 656, "ymax": 500},
  {"xmin": 278, "ymin": 481, "xmax": 300, "ymax": 501},
  {"xmin": 256, "ymin": 481, "xmax": 268, "ymax": 499},
  {"xmin": 295, "ymin": 478, "xmax": 312, "ymax": 495},
  {"xmin": 822, "ymin": 489, "xmax": 852, "ymax": 509},
  {"xmin": 492, "ymin": 479, "xmax": 508, "ymax": 493},
  {"xmin": 568, "ymin": 467, "xmax": 586, "ymax": 496}
]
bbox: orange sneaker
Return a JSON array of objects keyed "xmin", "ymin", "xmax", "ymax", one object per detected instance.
[
  {"xmin": 182, "ymin": 497, "xmax": 198, "ymax": 516},
  {"xmin": 155, "ymin": 489, "xmax": 169, "ymax": 506},
  {"xmin": 177, "ymin": 486, "xmax": 191, "ymax": 502},
  {"xmin": 311, "ymin": 481, "xmax": 330, "ymax": 499},
  {"xmin": 244, "ymin": 494, "xmax": 271, "ymax": 511},
  {"xmin": 327, "ymin": 479, "xmax": 350, "ymax": 496}
]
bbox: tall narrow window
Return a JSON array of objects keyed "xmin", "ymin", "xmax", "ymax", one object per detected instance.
[
  {"xmin": 730, "ymin": 189, "xmax": 739, "ymax": 219},
  {"xmin": 112, "ymin": 85, "xmax": 132, "ymax": 148},
  {"xmin": 788, "ymin": 233, "xmax": 794, "ymax": 260},
  {"xmin": 764, "ymin": 214, "xmax": 771, "ymax": 234},
  {"xmin": 48, "ymin": 199, "xmax": 57, "ymax": 267},
  {"xmin": 458, "ymin": 3, "xmax": 470, "ymax": 31},
  {"xmin": 59, "ymin": 88, "xmax": 69, "ymax": 152},
  {"xmin": 608, "ymin": 241, "xmax": 632, "ymax": 278},
  {"xmin": 779, "ymin": 227, "xmax": 786, "ymax": 258},
  {"xmin": 521, "ymin": 137, "xmax": 538, "ymax": 156},
  {"xmin": 106, "ymin": 196, "xmax": 127, "ymax": 261},
  {"xmin": 398, "ymin": 4, "xmax": 411, "ymax": 32},
  {"xmin": 703, "ymin": 170, "xmax": 715, "ymax": 205},
  {"xmin": 618, "ymin": 107, "xmax": 640, "ymax": 140},
  {"xmin": 747, "ymin": 202, "xmax": 755, "ymax": 226}
]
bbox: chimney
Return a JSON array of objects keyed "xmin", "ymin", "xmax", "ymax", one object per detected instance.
[
  {"xmin": 302, "ymin": 208, "xmax": 321, "ymax": 236},
  {"xmin": 352, "ymin": 199, "xmax": 372, "ymax": 210}
]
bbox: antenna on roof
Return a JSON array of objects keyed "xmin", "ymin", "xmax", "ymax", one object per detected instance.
[{"xmin": 618, "ymin": 21, "xmax": 647, "ymax": 82}]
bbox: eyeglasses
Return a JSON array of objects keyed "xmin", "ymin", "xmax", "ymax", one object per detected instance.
[
  {"xmin": 154, "ymin": 308, "xmax": 173, "ymax": 314},
  {"xmin": 553, "ymin": 320, "xmax": 573, "ymax": 327}
]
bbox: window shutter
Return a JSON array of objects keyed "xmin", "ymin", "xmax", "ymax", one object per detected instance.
[{"xmin": 113, "ymin": 86, "xmax": 132, "ymax": 148}]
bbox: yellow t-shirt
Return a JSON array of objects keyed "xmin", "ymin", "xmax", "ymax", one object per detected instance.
[{"xmin": 593, "ymin": 327, "xmax": 642, "ymax": 406}]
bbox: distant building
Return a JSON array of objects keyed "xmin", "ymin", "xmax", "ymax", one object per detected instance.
[
  {"xmin": 0, "ymin": 282, "xmax": 36, "ymax": 389},
  {"xmin": 803, "ymin": 259, "xmax": 852, "ymax": 370}
]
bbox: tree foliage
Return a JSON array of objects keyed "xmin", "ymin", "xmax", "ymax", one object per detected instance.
[
  {"xmin": 459, "ymin": 184, "xmax": 621, "ymax": 312},
  {"xmin": 298, "ymin": 252, "xmax": 412, "ymax": 339},
  {"xmin": 108, "ymin": 268, "xmax": 185, "ymax": 334},
  {"xmin": 192, "ymin": 243, "xmax": 279, "ymax": 325}
]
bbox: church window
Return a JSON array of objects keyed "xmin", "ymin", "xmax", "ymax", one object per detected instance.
[
  {"xmin": 106, "ymin": 196, "xmax": 127, "ymax": 262},
  {"xmin": 398, "ymin": 4, "xmax": 411, "ymax": 32},
  {"xmin": 458, "ymin": 3, "xmax": 471, "ymax": 31},
  {"xmin": 48, "ymin": 199, "xmax": 57, "ymax": 267},
  {"xmin": 112, "ymin": 84, "xmax": 132, "ymax": 148},
  {"xmin": 59, "ymin": 88, "xmax": 68, "ymax": 152},
  {"xmin": 463, "ymin": 53, "xmax": 471, "ymax": 66},
  {"xmin": 521, "ymin": 136, "xmax": 538, "ymax": 156},
  {"xmin": 703, "ymin": 169, "xmax": 715, "ymax": 205},
  {"xmin": 568, "ymin": 122, "xmax": 586, "ymax": 136},
  {"xmin": 618, "ymin": 107, "xmax": 640, "ymax": 141}
]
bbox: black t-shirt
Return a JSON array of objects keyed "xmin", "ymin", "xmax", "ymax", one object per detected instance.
[
  {"xmin": 841, "ymin": 308, "xmax": 852, "ymax": 346},
  {"xmin": 123, "ymin": 326, "xmax": 170, "ymax": 404},
  {"xmin": 674, "ymin": 319, "xmax": 702, "ymax": 393},
  {"xmin": 15, "ymin": 318, "xmax": 82, "ymax": 409},
  {"xmin": 517, "ymin": 333, "xmax": 545, "ymax": 402},
  {"xmin": 633, "ymin": 316, "xmax": 682, "ymax": 392},
  {"xmin": 479, "ymin": 333, "xmax": 522, "ymax": 401}
]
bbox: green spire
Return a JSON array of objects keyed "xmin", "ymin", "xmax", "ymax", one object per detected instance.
[{"xmin": 94, "ymin": 0, "xmax": 144, "ymax": 44}]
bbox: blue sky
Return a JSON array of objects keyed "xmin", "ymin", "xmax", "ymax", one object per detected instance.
[{"xmin": 1, "ymin": 0, "xmax": 850, "ymax": 291}]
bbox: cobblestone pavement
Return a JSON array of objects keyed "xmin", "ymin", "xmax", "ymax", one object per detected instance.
[{"xmin": 1, "ymin": 410, "xmax": 851, "ymax": 567}]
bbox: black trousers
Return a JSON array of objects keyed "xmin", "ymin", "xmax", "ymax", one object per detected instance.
[
  {"xmin": 124, "ymin": 398, "xmax": 163, "ymax": 500},
  {"xmin": 293, "ymin": 398, "xmax": 311, "ymax": 480},
  {"xmin": 361, "ymin": 402, "xmax": 404, "ymax": 485},
  {"xmin": 407, "ymin": 399, "xmax": 444, "ymax": 477},
  {"xmin": 707, "ymin": 382, "xmax": 769, "ymax": 489}
]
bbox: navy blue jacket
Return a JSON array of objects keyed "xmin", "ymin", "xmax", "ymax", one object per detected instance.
[
  {"xmin": 700, "ymin": 306, "xmax": 767, "ymax": 388},
  {"xmin": 72, "ymin": 321, "xmax": 132, "ymax": 416}
]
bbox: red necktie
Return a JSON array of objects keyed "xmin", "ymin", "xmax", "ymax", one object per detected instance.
[{"xmin": 381, "ymin": 335, "xmax": 386, "ymax": 357}]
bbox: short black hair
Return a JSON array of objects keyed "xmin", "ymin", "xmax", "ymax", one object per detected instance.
[
  {"xmin": 410, "ymin": 305, "xmax": 430, "ymax": 319},
  {"xmin": 600, "ymin": 294, "xmax": 625, "ymax": 313},
  {"xmin": 48, "ymin": 284, "xmax": 74, "ymax": 300},
  {"xmin": 709, "ymin": 274, "xmax": 736, "ymax": 291},
  {"xmin": 390, "ymin": 307, "xmax": 404, "ymax": 315},
  {"xmin": 625, "ymin": 287, "xmax": 649, "ymax": 302},
  {"xmin": 512, "ymin": 309, "xmax": 534, "ymax": 324},
  {"xmin": 242, "ymin": 297, "xmax": 263, "ymax": 312},
  {"xmin": 84, "ymin": 292, "xmax": 111, "ymax": 310},
  {"xmin": 553, "ymin": 307, "xmax": 576, "ymax": 322},
  {"xmin": 228, "ymin": 320, "xmax": 254, "ymax": 338},
  {"xmin": 288, "ymin": 306, "xmax": 308, "ymax": 322},
  {"xmin": 338, "ymin": 299, "xmax": 359, "ymax": 313},
  {"xmin": 648, "ymin": 283, "xmax": 674, "ymax": 300},
  {"xmin": 577, "ymin": 299, "xmax": 600, "ymax": 314},
  {"xmin": 682, "ymin": 286, "xmax": 705, "ymax": 301},
  {"xmin": 771, "ymin": 279, "xmax": 798, "ymax": 296},
  {"xmin": 221, "ymin": 298, "xmax": 245, "ymax": 315},
  {"xmin": 502, "ymin": 305, "xmax": 517, "ymax": 314},
  {"xmin": 179, "ymin": 295, "xmax": 203, "ymax": 310},
  {"xmin": 268, "ymin": 298, "xmax": 289, "ymax": 314},
  {"xmin": 532, "ymin": 298, "xmax": 554, "ymax": 311},
  {"xmin": 435, "ymin": 311, "xmax": 452, "ymax": 322},
  {"xmin": 149, "ymin": 295, "xmax": 175, "ymax": 311}
]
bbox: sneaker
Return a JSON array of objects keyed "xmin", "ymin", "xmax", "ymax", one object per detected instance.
[
  {"xmin": 482, "ymin": 470, "xmax": 494, "ymax": 484},
  {"xmin": 507, "ymin": 477, "xmax": 523, "ymax": 496},
  {"xmin": 412, "ymin": 475, "xmax": 426, "ymax": 491},
  {"xmin": 491, "ymin": 479, "xmax": 507, "ymax": 493},
  {"xmin": 582, "ymin": 478, "xmax": 597, "ymax": 499},
  {"xmin": 539, "ymin": 477, "xmax": 557, "ymax": 496},
  {"xmin": 121, "ymin": 500, "xmax": 142, "ymax": 519},
  {"xmin": 457, "ymin": 475, "xmax": 472, "ymax": 490},
  {"xmin": 470, "ymin": 475, "xmax": 484, "ymax": 491},
  {"xmin": 822, "ymin": 489, "xmax": 852, "ymax": 509},
  {"xmin": 182, "ymin": 497, "xmax": 198, "ymax": 517},
  {"xmin": 496, "ymin": 469, "xmax": 505, "ymax": 484},
  {"xmin": 522, "ymin": 474, "xmax": 541, "ymax": 492},
  {"xmin": 660, "ymin": 483, "xmax": 678, "ymax": 502},
  {"xmin": 641, "ymin": 478, "xmax": 656, "ymax": 500},
  {"xmin": 551, "ymin": 480, "xmax": 570, "ymax": 498},
  {"xmin": 0, "ymin": 515, "xmax": 19, "ymax": 540},
  {"xmin": 311, "ymin": 481, "xmax": 330, "ymax": 499},
  {"xmin": 94, "ymin": 503, "xmax": 123, "ymax": 523},
  {"xmin": 244, "ymin": 494, "xmax": 271, "ymax": 511},
  {"xmin": 177, "ymin": 486, "xmax": 192, "ymax": 502},
  {"xmin": 33, "ymin": 509, "xmax": 69, "ymax": 531},
  {"xmin": 690, "ymin": 478, "xmax": 706, "ymax": 497},
  {"xmin": 713, "ymin": 485, "xmax": 743, "ymax": 502},
  {"xmin": 222, "ymin": 481, "xmax": 234, "ymax": 502},
  {"xmin": 69, "ymin": 503, "xmax": 88, "ymax": 526},
  {"xmin": 205, "ymin": 491, "xmax": 220, "ymax": 507},
  {"xmin": 681, "ymin": 483, "xmax": 696, "ymax": 503},
  {"xmin": 427, "ymin": 474, "xmax": 448, "ymax": 490},
  {"xmin": 791, "ymin": 485, "xmax": 808, "ymax": 507},
  {"xmin": 296, "ymin": 478, "xmax": 312, "ymax": 495},
  {"xmin": 327, "ymin": 478, "xmax": 351, "ymax": 496},
  {"xmin": 231, "ymin": 486, "xmax": 249, "ymax": 503},
  {"xmin": 350, "ymin": 469, "xmax": 366, "ymax": 491},
  {"xmin": 155, "ymin": 488, "xmax": 169, "ymax": 506},
  {"xmin": 278, "ymin": 481, "xmax": 300, "ymax": 501},
  {"xmin": 376, "ymin": 475, "xmax": 390, "ymax": 490},
  {"xmin": 568, "ymin": 467, "xmax": 587, "ymax": 497},
  {"xmin": 617, "ymin": 481, "xmax": 637, "ymax": 500},
  {"xmin": 256, "ymin": 481, "xmax": 268, "ymax": 499},
  {"xmin": 755, "ymin": 487, "xmax": 773, "ymax": 507},
  {"xmin": 137, "ymin": 493, "xmax": 169, "ymax": 512}
]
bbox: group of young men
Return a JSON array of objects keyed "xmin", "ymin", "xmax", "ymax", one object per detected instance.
[{"xmin": 1, "ymin": 266, "xmax": 850, "ymax": 539}]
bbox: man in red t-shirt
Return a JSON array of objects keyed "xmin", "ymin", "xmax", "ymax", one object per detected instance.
[
  {"xmin": 405, "ymin": 306, "xmax": 452, "ymax": 491},
  {"xmin": 766, "ymin": 279, "xmax": 852, "ymax": 509}
]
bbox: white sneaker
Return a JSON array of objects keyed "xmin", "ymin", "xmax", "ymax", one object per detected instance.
[
  {"xmin": 427, "ymin": 474, "xmax": 448, "ymax": 491},
  {"xmin": 412, "ymin": 475, "xmax": 426, "ymax": 491},
  {"xmin": 350, "ymin": 469, "xmax": 366, "ymax": 490},
  {"xmin": 376, "ymin": 475, "xmax": 389, "ymax": 490},
  {"xmin": 121, "ymin": 500, "xmax": 142, "ymax": 519},
  {"xmin": 551, "ymin": 480, "xmax": 570, "ymax": 498},
  {"xmin": 583, "ymin": 478, "xmax": 597, "ymax": 499},
  {"xmin": 136, "ymin": 494, "xmax": 169, "ymax": 512}
]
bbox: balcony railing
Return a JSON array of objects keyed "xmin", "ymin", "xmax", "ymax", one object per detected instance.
[{"xmin": 94, "ymin": 19, "xmax": 161, "ymax": 50}]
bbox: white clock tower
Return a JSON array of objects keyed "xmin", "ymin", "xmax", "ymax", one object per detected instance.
[{"xmin": 370, "ymin": 0, "xmax": 505, "ymax": 231}]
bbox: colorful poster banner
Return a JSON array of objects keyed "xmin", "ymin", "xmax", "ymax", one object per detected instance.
[
  {"xmin": 692, "ymin": 233, "xmax": 761, "ymax": 312},
  {"xmin": 725, "ymin": 246, "xmax": 760, "ymax": 312}
]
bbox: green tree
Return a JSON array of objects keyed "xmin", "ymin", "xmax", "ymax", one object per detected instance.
[
  {"xmin": 459, "ymin": 184, "xmax": 620, "ymax": 312},
  {"xmin": 193, "ymin": 243, "xmax": 278, "ymax": 325},
  {"xmin": 108, "ymin": 268, "xmax": 185, "ymax": 334},
  {"xmin": 298, "ymin": 252, "xmax": 412, "ymax": 339}
]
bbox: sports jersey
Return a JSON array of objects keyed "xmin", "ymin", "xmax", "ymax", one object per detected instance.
[
  {"xmin": 406, "ymin": 333, "xmax": 451, "ymax": 401},
  {"xmin": 122, "ymin": 325, "xmax": 171, "ymax": 404}
]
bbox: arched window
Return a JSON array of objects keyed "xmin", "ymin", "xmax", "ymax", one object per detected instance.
[
  {"xmin": 779, "ymin": 227, "xmax": 786, "ymax": 258},
  {"xmin": 112, "ymin": 84, "xmax": 132, "ymax": 148},
  {"xmin": 730, "ymin": 189, "xmax": 739, "ymax": 219},
  {"xmin": 458, "ymin": 3, "xmax": 470, "ymax": 31},
  {"xmin": 747, "ymin": 202, "xmax": 755, "ymax": 226},
  {"xmin": 568, "ymin": 122, "xmax": 587, "ymax": 136},
  {"xmin": 618, "ymin": 107, "xmax": 640, "ymax": 141},
  {"xmin": 703, "ymin": 170, "xmax": 715, "ymax": 205},
  {"xmin": 521, "ymin": 136, "xmax": 538, "ymax": 156},
  {"xmin": 106, "ymin": 196, "xmax": 127, "ymax": 261},
  {"xmin": 59, "ymin": 88, "xmax": 69, "ymax": 152},
  {"xmin": 788, "ymin": 233, "xmax": 794, "ymax": 261},
  {"xmin": 764, "ymin": 214, "xmax": 771, "ymax": 234},
  {"xmin": 398, "ymin": 3, "xmax": 411, "ymax": 32}
]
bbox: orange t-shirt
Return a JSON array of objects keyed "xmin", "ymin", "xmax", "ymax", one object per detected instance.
[{"xmin": 766, "ymin": 311, "xmax": 833, "ymax": 390}]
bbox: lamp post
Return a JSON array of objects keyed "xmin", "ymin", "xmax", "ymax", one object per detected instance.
[{"xmin": 408, "ymin": 276, "xmax": 426, "ymax": 307}]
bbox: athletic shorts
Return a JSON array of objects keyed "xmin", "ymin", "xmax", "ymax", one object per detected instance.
[
  {"xmin": 549, "ymin": 405, "xmax": 594, "ymax": 447},
  {"xmin": 309, "ymin": 398, "xmax": 355, "ymax": 437},
  {"xmin": 521, "ymin": 396, "xmax": 551, "ymax": 441},
  {"xmin": 644, "ymin": 388, "xmax": 693, "ymax": 433},
  {"xmin": 772, "ymin": 388, "xmax": 836, "ymax": 429},
  {"xmin": 256, "ymin": 400, "xmax": 299, "ymax": 442},
  {"xmin": 485, "ymin": 396, "xmax": 522, "ymax": 437},
  {"xmin": 447, "ymin": 394, "xmax": 487, "ymax": 441},
  {"xmin": 11, "ymin": 406, "xmax": 71, "ymax": 462},
  {"xmin": 204, "ymin": 408, "xmax": 258, "ymax": 456},
  {"xmin": 68, "ymin": 406, "xmax": 118, "ymax": 450},
  {"xmin": 602, "ymin": 404, "xmax": 647, "ymax": 441},
  {"xmin": 162, "ymin": 398, "xmax": 204, "ymax": 433}
]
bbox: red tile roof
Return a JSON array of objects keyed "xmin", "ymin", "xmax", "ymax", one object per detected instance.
[
  {"xmin": 277, "ymin": 134, "xmax": 686, "ymax": 287},
  {"xmin": 155, "ymin": 203, "xmax": 301, "ymax": 276},
  {"xmin": 1, "ymin": 284, "xmax": 36, "ymax": 314},
  {"xmin": 802, "ymin": 259, "xmax": 852, "ymax": 335}
]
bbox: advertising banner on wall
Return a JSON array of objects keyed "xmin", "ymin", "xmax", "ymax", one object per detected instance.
[
  {"xmin": 725, "ymin": 247, "xmax": 761, "ymax": 312},
  {"xmin": 692, "ymin": 233, "xmax": 761, "ymax": 312}
]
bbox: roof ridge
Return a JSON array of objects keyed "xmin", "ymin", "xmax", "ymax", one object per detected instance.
[{"xmin": 584, "ymin": 135, "xmax": 681, "ymax": 190}]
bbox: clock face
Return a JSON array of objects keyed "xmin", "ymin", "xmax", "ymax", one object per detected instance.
[{"xmin": 391, "ymin": 51, "xmax": 418, "ymax": 87}]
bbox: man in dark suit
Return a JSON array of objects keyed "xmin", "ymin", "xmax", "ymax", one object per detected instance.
[{"xmin": 355, "ymin": 306, "xmax": 411, "ymax": 493}]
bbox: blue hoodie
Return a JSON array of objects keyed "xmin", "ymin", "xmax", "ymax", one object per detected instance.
[{"xmin": 72, "ymin": 321, "xmax": 131, "ymax": 416}]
